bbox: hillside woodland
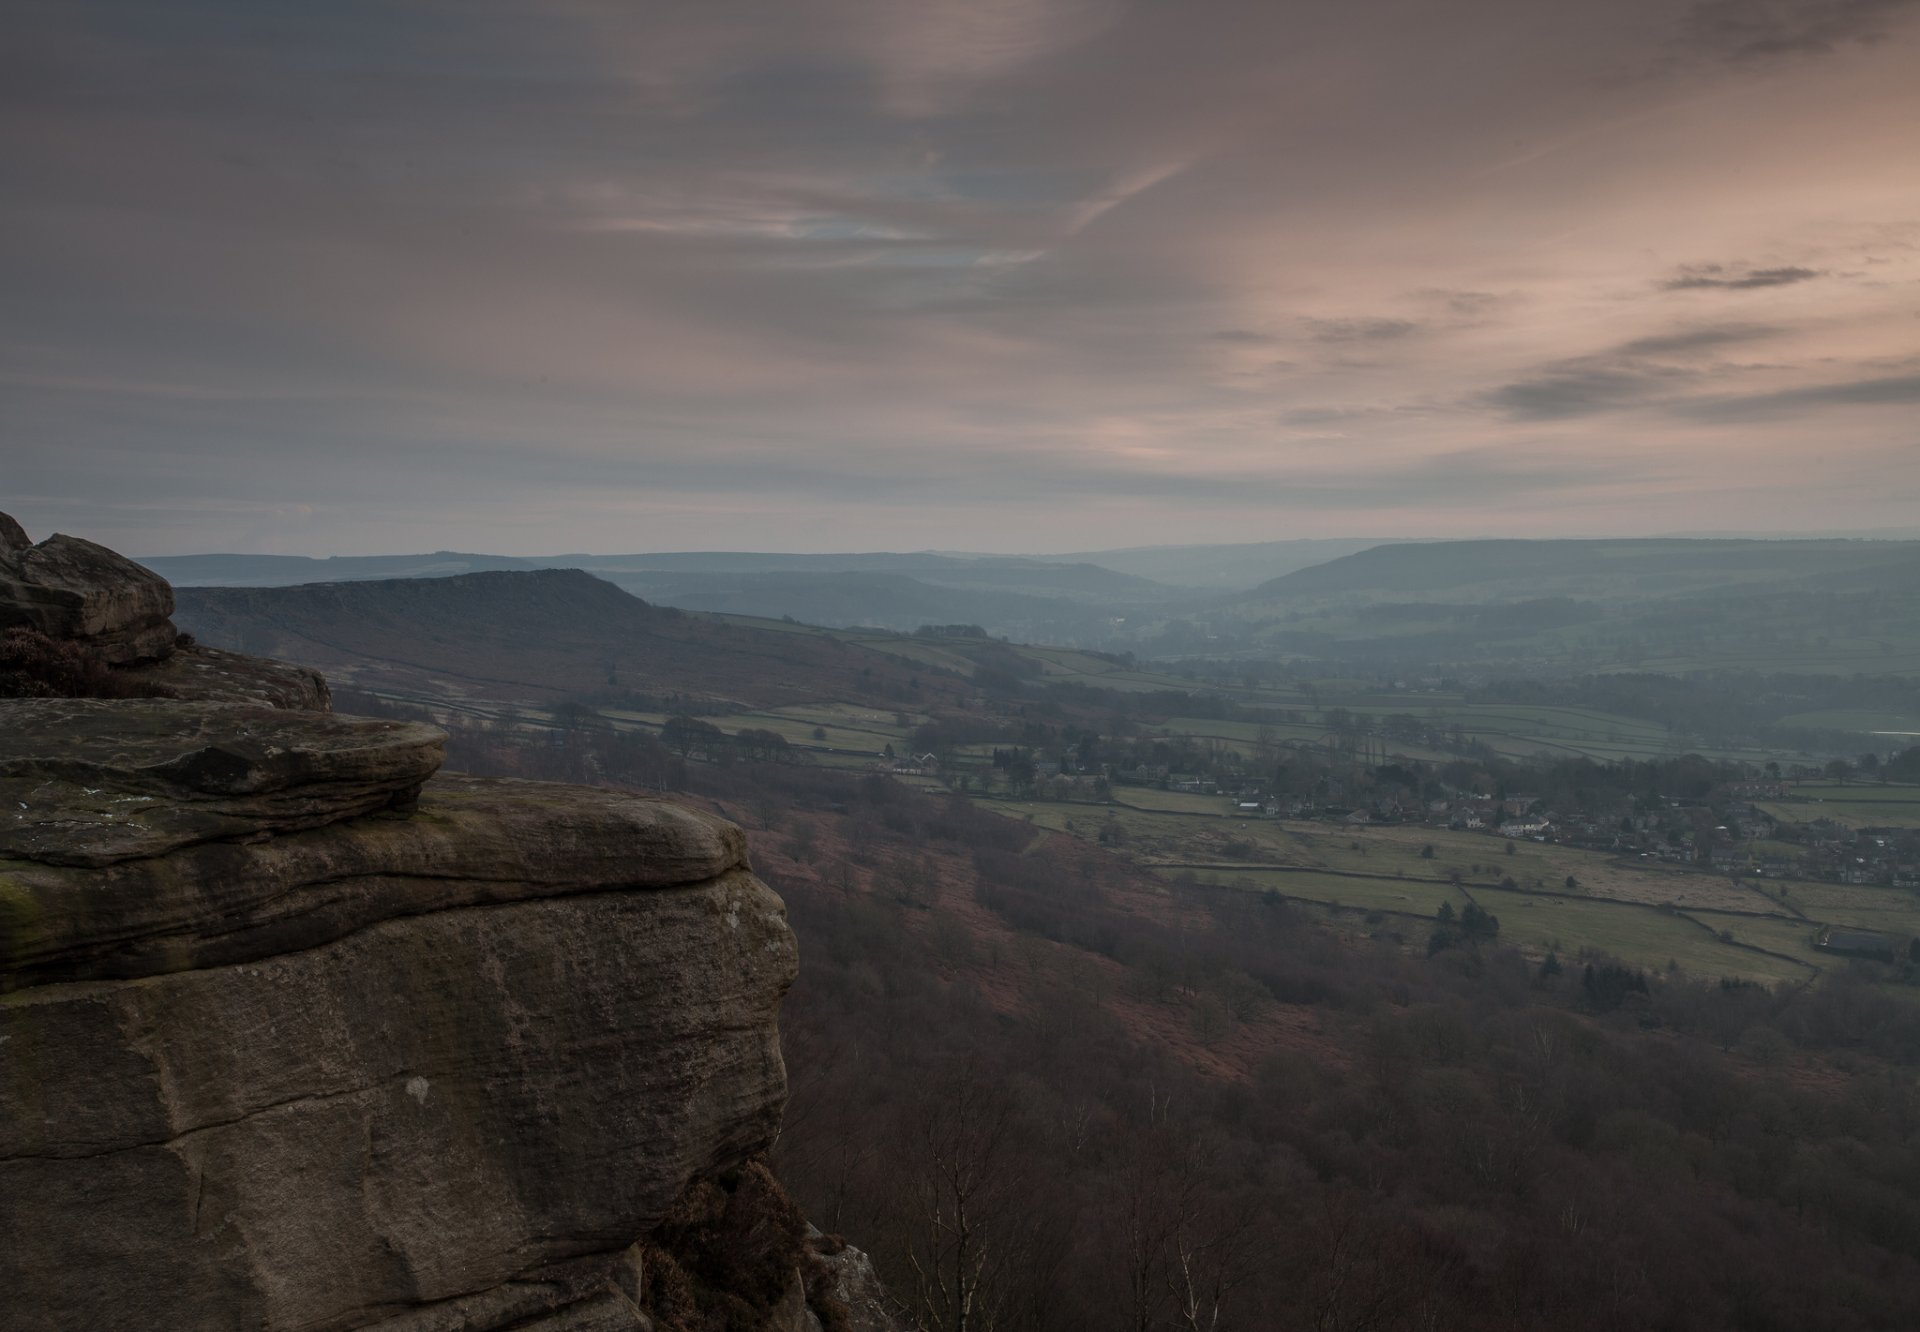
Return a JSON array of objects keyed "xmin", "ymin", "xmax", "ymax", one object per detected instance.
[{"xmin": 404, "ymin": 705, "xmax": 1920, "ymax": 1332}]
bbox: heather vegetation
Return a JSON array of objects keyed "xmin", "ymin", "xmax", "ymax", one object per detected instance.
[{"xmin": 0, "ymin": 627, "xmax": 162, "ymax": 699}]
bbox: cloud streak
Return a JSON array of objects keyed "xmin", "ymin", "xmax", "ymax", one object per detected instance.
[
  {"xmin": 1661, "ymin": 264, "xmax": 1825, "ymax": 290},
  {"xmin": 4, "ymin": 0, "xmax": 1919, "ymax": 553},
  {"xmin": 1678, "ymin": 0, "xmax": 1920, "ymax": 63}
]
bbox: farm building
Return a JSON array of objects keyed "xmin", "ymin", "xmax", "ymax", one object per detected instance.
[{"xmin": 1814, "ymin": 926, "xmax": 1906, "ymax": 962}]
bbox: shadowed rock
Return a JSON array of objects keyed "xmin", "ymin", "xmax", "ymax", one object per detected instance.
[
  {"xmin": 0, "ymin": 780, "xmax": 797, "ymax": 1330},
  {"xmin": 0, "ymin": 530, "xmax": 179, "ymax": 664},
  {"xmin": 0, "ymin": 512, "xmax": 29, "ymax": 552},
  {"xmin": 126, "ymin": 640, "xmax": 332, "ymax": 710},
  {"xmin": 1, "ymin": 772, "xmax": 746, "ymax": 986},
  {"xmin": 0, "ymin": 698, "xmax": 444, "ymax": 866},
  {"xmin": 0, "ymin": 517, "xmax": 895, "ymax": 1331}
]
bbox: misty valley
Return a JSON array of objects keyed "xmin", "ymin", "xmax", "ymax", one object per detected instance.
[
  {"xmin": 12, "ymin": 1, "xmax": 1920, "ymax": 1327},
  {"xmin": 14, "ymin": 525, "xmax": 1920, "ymax": 1328}
]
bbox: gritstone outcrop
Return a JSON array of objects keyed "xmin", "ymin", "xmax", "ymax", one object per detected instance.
[{"xmin": 0, "ymin": 514, "xmax": 907, "ymax": 1332}]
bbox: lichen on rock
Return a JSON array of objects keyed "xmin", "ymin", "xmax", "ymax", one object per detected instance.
[{"xmin": 0, "ymin": 697, "xmax": 446, "ymax": 867}]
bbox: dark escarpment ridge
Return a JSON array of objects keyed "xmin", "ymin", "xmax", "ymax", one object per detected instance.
[
  {"xmin": 173, "ymin": 568, "xmax": 953, "ymax": 710},
  {"xmin": 0, "ymin": 515, "xmax": 904, "ymax": 1331}
]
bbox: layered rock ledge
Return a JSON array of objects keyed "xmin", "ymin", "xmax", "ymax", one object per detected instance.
[
  {"xmin": 0, "ymin": 767, "xmax": 801, "ymax": 1331},
  {"xmin": 2, "ymin": 783, "xmax": 796, "ymax": 1330},
  {"xmin": 132, "ymin": 641, "xmax": 332, "ymax": 710},
  {"xmin": 0, "ymin": 513, "xmax": 893, "ymax": 1332},
  {"xmin": 1, "ymin": 770, "xmax": 750, "ymax": 988},
  {"xmin": 0, "ymin": 698, "xmax": 446, "ymax": 867}
]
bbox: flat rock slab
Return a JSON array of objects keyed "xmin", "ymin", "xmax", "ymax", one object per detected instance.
[
  {"xmin": 2, "ymin": 772, "xmax": 749, "ymax": 987},
  {"xmin": 0, "ymin": 699, "xmax": 444, "ymax": 867},
  {"xmin": 125, "ymin": 642, "xmax": 332, "ymax": 711},
  {"xmin": 0, "ymin": 533, "xmax": 177, "ymax": 664}
]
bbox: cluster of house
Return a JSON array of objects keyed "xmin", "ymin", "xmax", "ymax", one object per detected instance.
[
  {"xmin": 1199, "ymin": 778, "xmax": 1920, "ymax": 889},
  {"xmin": 1783, "ymin": 822, "xmax": 1920, "ymax": 888}
]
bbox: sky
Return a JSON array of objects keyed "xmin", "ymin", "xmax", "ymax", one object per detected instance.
[{"xmin": 4, "ymin": 0, "xmax": 1918, "ymax": 556}]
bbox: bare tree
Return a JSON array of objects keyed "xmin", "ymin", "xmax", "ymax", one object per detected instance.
[{"xmin": 903, "ymin": 1061, "xmax": 1019, "ymax": 1332}]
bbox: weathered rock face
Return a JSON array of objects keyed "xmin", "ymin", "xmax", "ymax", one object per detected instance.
[
  {"xmin": 1, "ymin": 771, "xmax": 749, "ymax": 987},
  {"xmin": 1, "ymin": 773, "xmax": 800, "ymax": 1331},
  {"xmin": 0, "ymin": 527, "xmax": 178, "ymax": 664},
  {"xmin": 0, "ymin": 698, "xmax": 445, "ymax": 867},
  {"xmin": 129, "ymin": 640, "xmax": 332, "ymax": 710},
  {"xmin": 0, "ymin": 520, "xmax": 900, "ymax": 1332},
  {"xmin": 0, "ymin": 511, "xmax": 30, "ymax": 552},
  {"xmin": 809, "ymin": 1230, "xmax": 908, "ymax": 1332}
]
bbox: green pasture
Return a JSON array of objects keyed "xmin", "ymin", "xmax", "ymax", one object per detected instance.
[
  {"xmin": 1760, "ymin": 782, "xmax": 1920, "ymax": 829},
  {"xmin": 1629, "ymin": 639, "xmax": 1920, "ymax": 677},
  {"xmin": 1108, "ymin": 787, "xmax": 1237, "ymax": 815},
  {"xmin": 1482, "ymin": 894, "xmax": 1814, "ymax": 984},
  {"xmin": 1181, "ymin": 866, "xmax": 1473, "ymax": 918},
  {"xmin": 1756, "ymin": 880, "xmax": 1920, "ymax": 935},
  {"xmin": 978, "ymin": 788, "xmax": 1837, "ymax": 982},
  {"xmin": 1776, "ymin": 710, "xmax": 1920, "ymax": 735},
  {"xmin": 1022, "ymin": 655, "xmax": 1212, "ymax": 693},
  {"xmin": 1685, "ymin": 911, "xmax": 1822, "ymax": 962},
  {"xmin": 841, "ymin": 635, "xmax": 982, "ymax": 676},
  {"xmin": 707, "ymin": 613, "xmax": 835, "ymax": 636},
  {"xmin": 592, "ymin": 701, "xmax": 918, "ymax": 760},
  {"xmin": 1190, "ymin": 861, "xmax": 1817, "ymax": 984},
  {"xmin": 1141, "ymin": 700, "xmax": 1794, "ymax": 766}
]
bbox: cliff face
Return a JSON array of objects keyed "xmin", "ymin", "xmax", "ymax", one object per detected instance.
[{"xmin": 0, "ymin": 517, "xmax": 895, "ymax": 1332}]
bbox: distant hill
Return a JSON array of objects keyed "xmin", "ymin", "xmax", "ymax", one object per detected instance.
[
  {"xmin": 1242, "ymin": 537, "xmax": 1920, "ymax": 602},
  {"xmin": 138, "ymin": 551, "xmax": 546, "ymax": 586},
  {"xmin": 144, "ymin": 548, "xmax": 1172, "ymax": 597},
  {"xmin": 569, "ymin": 552, "xmax": 1173, "ymax": 601},
  {"xmin": 1040, "ymin": 539, "xmax": 1417, "ymax": 590},
  {"xmin": 173, "ymin": 570, "xmax": 957, "ymax": 710},
  {"xmin": 1200, "ymin": 538, "xmax": 1920, "ymax": 674},
  {"xmin": 590, "ymin": 569, "xmax": 1151, "ymax": 644},
  {"xmin": 143, "ymin": 548, "xmax": 1182, "ymax": 646}
]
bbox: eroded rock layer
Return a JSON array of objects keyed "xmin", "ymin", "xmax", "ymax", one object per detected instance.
[
  {"xmin": 0, "ymin": 774, "xmax": 799, "ymax": 1331},
  {"xmin": 0, "ymin": 698, "xmax": 446, "ymax": 867},
  {"xmin": 130, "ymin": 641, "xmax": 332, "ymax": 710},
  {"xmin": 0, "ymin": 513, "xmax": 897, "ymax": 1332}
]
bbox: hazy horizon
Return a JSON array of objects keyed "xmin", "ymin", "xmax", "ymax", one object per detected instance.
[
  {"xmin": 8, "ymin": 1, "xmax": 1919, "ymax": 556},
  {"xmin": 111, "ymin": 524, "xmax": 1920, "ymax": 564}
]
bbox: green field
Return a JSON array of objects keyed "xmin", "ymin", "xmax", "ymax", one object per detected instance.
[
  {"xmin": 1759, "ymin": 782, "xmax": 1920, "ymax": 829},
  {"xmin": 1686, "ymin": 911, "xmax": 1822, "ymax": 961},
  {"xmin": 1109, "ymin": 787, "xmax": 1237, "ymax": 815},
  {"xmin": 1181, "ymin": 863, "xmax": 1819, "ymax": 984},
  {"xmin": 1759, "ymin": 879, "xmax": 1920, "ymax": 935},
  {"xmin": 1484, "ymin": 895, "xmax": 1814, "ymax": 984},
  {"xmin": 1181, "ymin": 866, "xmax": 1472, "ymax": 918},
  {"xmin": 977, "ymin": 793, "xmax": 1848, "ymax": 983},
  {"xmin": 1775, "ymin": 710, "xmax": 1920, "ymax": 735},
  {"xmin": 593, "ymin": 701, "xmax": 920, "ymax": 767},
  {"xmin": 1142, "ymin": 701, "xmax": 1807, "ymax": 766}
]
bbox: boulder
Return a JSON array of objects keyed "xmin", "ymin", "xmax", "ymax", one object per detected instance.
[
  {"xmin": 809, "ymin": 1230, "xmax": 914, "ymax": 1332},
  {"xmin": 0, "ymin": 698, "xmax": 444, "ymax": 867},
  {"xmin": 0, "ymin": 517, "xmax": 884, "ymax": 1332},
  {"xmin": 125, "ymin": 641, "xmax": 333, "ymax": 710},
  {"xmin": 0, "ymin": 531, "xmax": 178, "ymax": 663},
  {"xmin": 2, "ymin": 772, "xmax": 747, "ymax": 987},
  {"xmin": 0, "ymin": 779, "xmax": 797, "ymax": 1330}
]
